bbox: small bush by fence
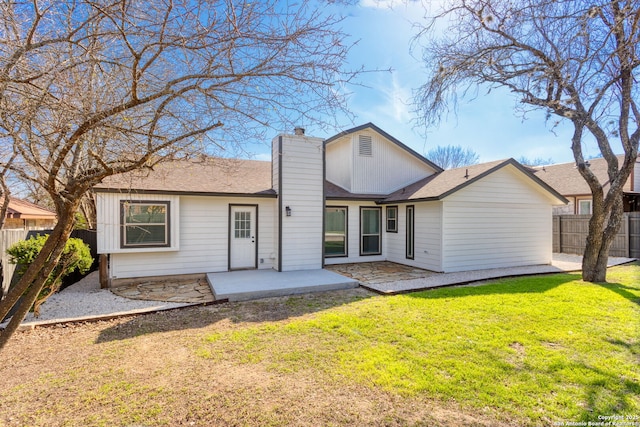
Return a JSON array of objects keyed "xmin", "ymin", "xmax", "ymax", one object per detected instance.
[
  {"xmin": 553, "ymin": 213, "xmax": 640, "ymax": 258},
  {"xmin": 0, "ymin": 229, "xmax": 97, "ymax": 299}
]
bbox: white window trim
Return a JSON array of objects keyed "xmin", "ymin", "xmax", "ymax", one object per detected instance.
[
  {"xmin": 121, "ymin": 200, "xmax": 171, "ymax": 248},
  {"xmin": 577, "ymin": 198, "xmax": 593, "ymax": 215}
]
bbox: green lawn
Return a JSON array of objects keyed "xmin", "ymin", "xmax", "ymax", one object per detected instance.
[
  {"xmin": 198, "ymin": 264, "xmax": 640, "ymax": 424},
  {"xmin": 2, "ymin": 263, "xmax": 638, "ymax": 426}
]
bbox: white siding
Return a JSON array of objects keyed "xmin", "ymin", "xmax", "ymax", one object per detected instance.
[
  {"xmin": 350, "ymin": 130, "xmax": 436, "ymax": 194},
  {"xmin": 325, "ymin": 138, "xmax": 352, "ymax": 191},
  {"xmin": 441, "ymin": 166, "xmax": 554, "ymax": 272},
  {"xmin": 386, "ymin": 202, "xmax": 443, "ymax": 272},
  {"xmin": 100, "ymin": 195, "xmax": 276, "ymax": 279},
  {"xmin": 325, "ymin": 129, "xmax": 437, "ymax": 194},
  {"xmin": 634, "ymin": 159, "xmax": 640, "ymax": 192},
  {"xmin": 279, "ymin": 134, "xmax": 324, "ymax": 271},
  {"xmin": 96, "ymin": 192, "xmax": 180, "ymax": 254}
]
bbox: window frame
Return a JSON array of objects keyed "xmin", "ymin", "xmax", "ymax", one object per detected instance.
[
  {"xmin": 360, "ymin": 206, "xmax": 382, "ymax": 256},
  {"xmin": 120, "ymin": 200, "xmax": 171, "ymax": 249},
  {"xmin": 386, "ymin": 205, "xmax": 398, "ymax": 233},
  {"xmin": 577, "ymin": 198, "xmax": 592, "ymax": 215},
  {"xmin": 406, "ymin": 205, "xmax": 415, "ymax": 260},
  {"xmin": 324, "ymin": 206, "xmax": 348, "ymax": 258}
]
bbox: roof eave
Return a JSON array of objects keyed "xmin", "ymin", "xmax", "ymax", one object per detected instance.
[{"xmin": 94, "ymin": 188, "xmax": 277, "ymax": 198}]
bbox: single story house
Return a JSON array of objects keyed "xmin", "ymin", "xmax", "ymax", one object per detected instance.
[
  {"xmin": 95, "ymin": 123, "xmax": 567, "ymax": 285},
  {"xmin": 1, "ymin": 197, "xmax": 57, "ymax": 230},
  {"xmin": 532, "ymin": 155, "xmax": 640, "ymax": 214}
]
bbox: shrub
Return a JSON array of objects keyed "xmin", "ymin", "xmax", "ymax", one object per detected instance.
[{"xmin": 7, "ymin": 234, "xmax": 93, "ymax": 316}]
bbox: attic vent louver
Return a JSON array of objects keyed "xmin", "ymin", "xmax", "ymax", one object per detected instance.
[{"xmin": 358, "ymin": 135, "xmax": 372, "ymax": 156}]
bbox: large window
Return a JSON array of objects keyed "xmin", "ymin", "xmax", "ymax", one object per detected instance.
[
  {"xmin": 360, "ymin": 207, "xmax": 381, "ymax": 255},
  {"xmin": 325, "ymin": 207, "xmax": 347, "ymax": 257},
  {"xmin": 121, "ymin": 201, "xmax": 170, "ymax": 248},
  {"xmin": 386, "ymin": 206, "xmax": 398, "ymax": 232}
]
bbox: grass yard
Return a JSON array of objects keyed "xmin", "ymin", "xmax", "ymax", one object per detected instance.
[{"xmin": 1, "ymin": 262, "xmax": 638, "ymax": 426}]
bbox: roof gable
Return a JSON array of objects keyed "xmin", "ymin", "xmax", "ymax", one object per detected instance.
[
  {"xmin": 383, "ymin": 159, "xmax": 568, "ymax": 204},
  {"xmin": 325, "ymin": 123, "xmax": 443, "ymax": 173}
]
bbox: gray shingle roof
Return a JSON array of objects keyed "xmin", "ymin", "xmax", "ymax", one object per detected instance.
[
  {"xmin": 94, "ymin": 156, "xmax": 566, "ymax": 205},
  {"xmin": 95, "ymin": 158, "xmax": 275, "ymax": 196},
  {"xmin": 531, "ymin": 155, "xmax": 631, "ymax": 196}
]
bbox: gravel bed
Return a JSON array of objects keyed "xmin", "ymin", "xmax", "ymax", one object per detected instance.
[{"xmin": 1, "ymin": 271, "xmax": 193, "ymax": 328}]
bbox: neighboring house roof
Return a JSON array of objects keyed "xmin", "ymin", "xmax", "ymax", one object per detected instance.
[
  {"xmin": 382, "ymin": 158, "xmax": 567, "ymax": 204},
  {"xmin": 1, "ymin": 197, "xmax": 56, "ymax": 219},
  {"xmin": 325, "ymin": 122, "xmax": 444, "ymax": 173},
  {"xmin": 95, "ymin": 158, "xmax": 276, "ymax": 197},
  {"xmin": 532, "ymin": 155, "xmax": 631, "ymax": 196}
]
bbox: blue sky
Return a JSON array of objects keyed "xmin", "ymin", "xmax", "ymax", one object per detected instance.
[{"xmin": 251, "ymin": 0, "xmax": 610, "ymax": 165}]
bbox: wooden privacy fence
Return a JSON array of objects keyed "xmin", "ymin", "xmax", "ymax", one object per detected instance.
[
  {"xmin": 553, "ymin": 213, "xmax": 640, "ymax": 258},
  {"xmin": 0, "ymin": 229, "xmax": 97, "ymax": 299}
]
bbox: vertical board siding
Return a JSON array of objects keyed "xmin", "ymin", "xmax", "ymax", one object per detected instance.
[
  {"xmin": 350, "ymin": 131, "xmax": 436, "ymax": 194},
  {"xmin": 325, "ymin": 138, "xmax": 352, "ymax": 192},
  {"xmin": 96, "ymin": 192, "xmax": 180, "ymax": 254},
  {"xmin": 442, "ymin": 167, "xmax": 554, "ymax": 272},
  {"xmin": 106, "ymin": 195, "xmax": 275, "ymax": 279},
  {"xmin": 279, "ymin": 135, "xmax": 324, "ymax": 271}
]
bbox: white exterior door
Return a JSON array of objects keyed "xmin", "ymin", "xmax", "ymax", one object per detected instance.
[{"xmin": 230, "ymin": 205, "xmax": 257, "ymax": 270}]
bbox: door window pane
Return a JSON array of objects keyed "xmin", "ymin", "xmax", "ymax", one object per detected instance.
[
  {"xmin": 360, "ymin": 207, "xmax": 381, "ymax": 255},
  {"xmin": 234, "ymin": 211, "xmax": 251, "ymax": 238},
  {"xmin": 325, "ymin": 207, "xmax": 347, "ymax": 256}
]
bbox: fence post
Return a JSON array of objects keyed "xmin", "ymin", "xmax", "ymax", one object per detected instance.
[
  {"xmin": 558, "ymin": 215, "xmax": 563, "ymax": 253},
  {"xmin": 626, "ymin": 213, "xmax": 631, "ymax": 258},
  {"xmin": 99, "ymin": 254, "xmax": 109, "ymax": 289}
]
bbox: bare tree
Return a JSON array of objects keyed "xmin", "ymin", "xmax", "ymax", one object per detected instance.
[
  {"xmin": 426, "ymin": 145, "xmax": 479, "ymax": 169},
  {"xmin": 413, "ymin": 0, "xmax": 639, "ymax": 282},
  {"xmin": 0, "ymin": 0, "xmax": 357, "ymax": 349},
  {"xmin": 516, "ymin": 157, "xmax": 554, "ymax": 167}
]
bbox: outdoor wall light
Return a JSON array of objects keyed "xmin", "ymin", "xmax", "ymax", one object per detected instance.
[{"xmin": 285, "ymin": 206, "xmax": 292, "ymax": 216}]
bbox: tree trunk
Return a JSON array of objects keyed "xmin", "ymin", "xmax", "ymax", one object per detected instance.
[
  {"xmin": 0, "ymin": 202, "xmax": 78, "ymax": 351},
  {"xmin": 582, "ymin": 196, "xmax": 625, "ymax": 282}
]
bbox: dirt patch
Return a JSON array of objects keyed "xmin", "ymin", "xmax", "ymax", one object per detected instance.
[{"xmin": 1, "ymin": 288, "xmax": 511, "ymax": 427}]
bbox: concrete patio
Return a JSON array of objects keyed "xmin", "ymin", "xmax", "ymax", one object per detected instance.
[{"xmin": 206, "ymin": 269, "xmax": 359, "ymax": 302}]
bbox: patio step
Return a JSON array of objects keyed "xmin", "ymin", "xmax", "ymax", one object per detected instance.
[{"xmin": 206, "ymin": 269, "xmax": 359, "ymax": 302}]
